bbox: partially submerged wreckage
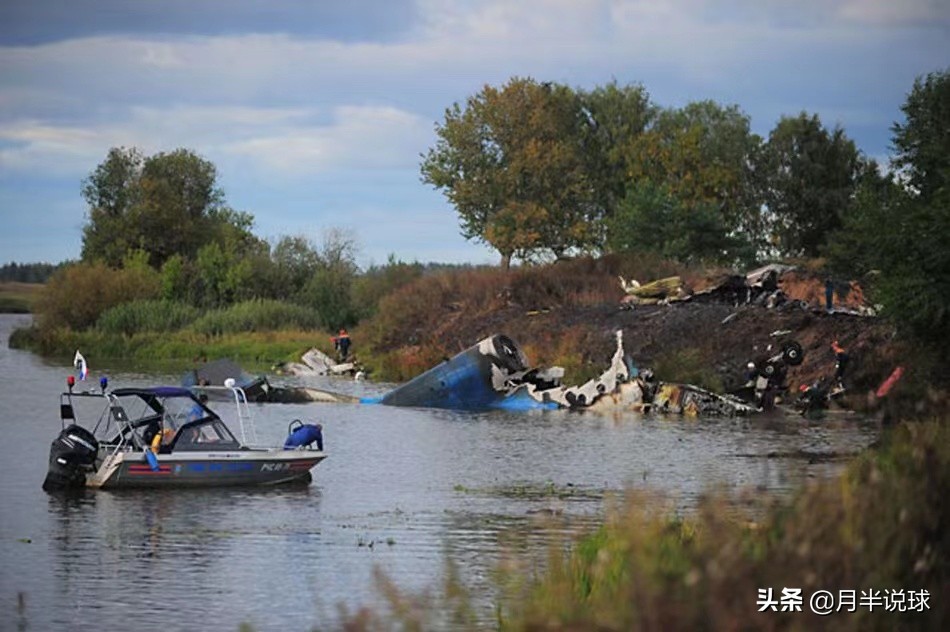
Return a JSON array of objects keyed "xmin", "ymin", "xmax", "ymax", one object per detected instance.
[
  {"xmin": 364, "ymin": 331, "xmax": 801, "ymax": 417},
  {"xmin": 184, "ymin": 357, "xmax": 357, "ymax": 404}
]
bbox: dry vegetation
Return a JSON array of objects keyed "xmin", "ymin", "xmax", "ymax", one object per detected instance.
[{"xmin": 0, "ymin": 281, "xmax": 43, "ymax": 313}]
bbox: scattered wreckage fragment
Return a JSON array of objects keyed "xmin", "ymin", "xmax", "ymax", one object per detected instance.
[
  {"xmin": 728, "ymin": 339, "xmax": 805, "ymax": 411},
  {"xmin": 274, "ymin": 347, "xmax": 356, "ymax": 377},
  {"xmin": 620, "ymin": 264, "xmax": 876, "ymax": 316},
  {"xmin": 619, "ymin": 276, "xmax": 686, "ymax": 306}
]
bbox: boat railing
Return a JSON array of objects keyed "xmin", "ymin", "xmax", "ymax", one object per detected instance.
[{"xmin": 191, "ymin": 385, "xmax": 259, "ymax": 446}]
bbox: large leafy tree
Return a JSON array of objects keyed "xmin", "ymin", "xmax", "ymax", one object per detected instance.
[
  {"xmin": 578, "ymin": 81, "xmax": 657, "ymax": 234},
  {"xmin": 890, "ymin": 68, "xmax": 950, "ymax": 202},
  {"xmin": 760, "ymin": 113, "xmax": 861, "ymax": 257},
  {"xmin": 81, "ymin": 147, "xmax": 255, "ymax": 268},
  {"xmin": 616, "ymin": 100, "xmax": 763, "ymax": 263},
  {"xmin": 829, "ymin": 69, "xmax": 950, "ymax": 359},
  {"xmin": 421, "ymin": 77, "xmax": 600, "ymax": 267},
  {"xmin": 298, "ymin": 228, "xmax": 361, "ymax": 329},
  {"xmin": 271, "ymin": 235, "xmax": 322, "ymax": 298}
]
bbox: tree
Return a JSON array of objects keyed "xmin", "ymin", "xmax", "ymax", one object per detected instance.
[
  {"xmin": 81, "ymin": 147, "xmax": 255, "ymax": 268},
  {"xmin": 890, "ymin": 68, "xmax": 950, "ymax": 202},
  {"xmin": 271, "ymin": 235, "xmax": 322, "ymax": 298},
  {"xmin": 80, "ymin": 147, "xmax": 144, "ymax": 265},
  {"xmin": 421, "ymin": 77, "xmax": 601, "ymax": 267},
  {"xmin": 615, "ymin": 100, "xmax": 763, "ymax": 263},
  {"xmin": 824, "ymin": 70, "xmax": 950, "ymax": 362},
  {"xmin": 578, "ymin": 81, "xmax": 657, "ymax": 236},
  {"xmin": 297, "ymin": 228, "xmax": 361, "ymax": 330},
  {"xmin": 606, "ymin": 182, "xmax": 745, "ymax": 264},
  {"xmin": 760, "ymin": 113, "xmax": 861, "ymax": 257}
]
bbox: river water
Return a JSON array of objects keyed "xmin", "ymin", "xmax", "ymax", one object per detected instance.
[{"xmin": 0, "ymin": 314, "xmax": 879, "ymax": 630}]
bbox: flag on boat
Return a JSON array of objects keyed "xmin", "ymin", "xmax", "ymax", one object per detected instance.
[{"xmin": 74, "ymin": 350, "xmax": 88, "ymax": 380}]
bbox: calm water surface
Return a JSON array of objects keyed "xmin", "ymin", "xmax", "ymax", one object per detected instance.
[{"xmin": 0, "ymin": 314, "xmax": 879, "ymax": 630}]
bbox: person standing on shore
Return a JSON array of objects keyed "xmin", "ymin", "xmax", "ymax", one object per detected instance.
[
  {"xmin": 334, "ymin": 329, "xmax": 351, "ymax": 361},
  {"xmin": 832, "ymin": 339, "xmax": 849, "ymax": 390}
]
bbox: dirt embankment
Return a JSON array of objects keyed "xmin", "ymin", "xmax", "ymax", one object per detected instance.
[{"xmin": 359, "ymin": 261, "xmax": 902, "ymax": 406}]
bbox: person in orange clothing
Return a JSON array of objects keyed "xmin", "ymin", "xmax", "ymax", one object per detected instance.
[
  {"xmin": 831, "ymin": 339, "xmax": 849, "ymax": 389},
  {"xmin": 333, "ymin": 328, "xmax": 351, "ymax": 361}
]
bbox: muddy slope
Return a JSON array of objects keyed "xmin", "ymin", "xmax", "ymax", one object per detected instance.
[{"xmin": 360, "ymin": 264, "xmax": 899, "ymax": 404}]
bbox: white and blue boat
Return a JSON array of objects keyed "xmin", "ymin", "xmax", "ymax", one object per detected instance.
[{"xmin": 43, "ymin": 382, "xmax": 326, "ymax": 491}]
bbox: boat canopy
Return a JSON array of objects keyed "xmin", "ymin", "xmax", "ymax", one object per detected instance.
[{"xmin": 111, "ymin": 386, "xmax": 196, "ymax": 399}]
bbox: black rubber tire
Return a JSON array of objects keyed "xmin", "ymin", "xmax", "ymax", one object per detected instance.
[
  {"xmin": 492, "ymin": 335, "xmax": 527, "ymax": 372},
  {"xmin": 782, "ymin": 341, "xmax": 804, "ymax": 366}
]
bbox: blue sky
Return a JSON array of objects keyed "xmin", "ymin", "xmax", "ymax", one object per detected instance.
[{"xmin": 1, "ymin": 0, "xmax": 948, "ymax": 267}]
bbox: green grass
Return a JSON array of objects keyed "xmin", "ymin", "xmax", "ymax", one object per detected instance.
[
  {"xmin": 9, "ymin": 325, "xmax": 322, "ymax": 366},
  {"xmin": 96, "ymin": 299, "xmax": 201, "ymax": 334},
  {"xmin": 189, "ymin": 299, "xmax": 323, "ymax": 335}
]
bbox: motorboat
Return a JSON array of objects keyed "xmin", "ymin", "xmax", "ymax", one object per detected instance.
[{"xmin": 42, "ymin": 380, "xmax": 326, "ymax": 491}]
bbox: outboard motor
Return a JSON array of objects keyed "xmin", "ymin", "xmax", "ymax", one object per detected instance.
[
  {"xmin": 284, "ymin": 419, "xmax": 323, "ymax": 451},
  {"xmin": 42, "ymin": 424, "xmax": 99, "ymax": 491}
]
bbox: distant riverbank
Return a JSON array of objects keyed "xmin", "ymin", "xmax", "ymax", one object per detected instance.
[{"xmin": 0, "ymin": 282, "xmax": 42, "ymax": 313}]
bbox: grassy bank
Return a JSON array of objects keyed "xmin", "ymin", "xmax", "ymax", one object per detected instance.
[
  {"xmin": 337, "ymin": 419, "xmax": 948, "ymax": 631},
  {"xmin": 0, "ymin": 282, "xmax": 43, "ymax": 313},
  {"xmin": 9, "ymin": 296, "xmax": 340, "ymax": 368},
  {"xmin": 10, "ymin": 325, "xmax": 327, "ymax": 368}
]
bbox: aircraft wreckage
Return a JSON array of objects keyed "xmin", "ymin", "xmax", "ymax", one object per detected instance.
[{"xmin": 362, "ymin": 331, "xmax": 792, "ymax": 417}]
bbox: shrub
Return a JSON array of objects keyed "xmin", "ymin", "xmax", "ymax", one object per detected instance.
[
  {"xmin": 352, "ymin": 257, "xmax": 425, "ymax": 321},
  {"xmin": 96, "ymin": 300, "xmax": 201, "ymax": 335},
  {"xmin": 190, "ymin": 299, "xmax": 322, "ymax": 335},
  {"xmin": 35, "ymin": 261, "xmax": 161, "ymax": 331}
]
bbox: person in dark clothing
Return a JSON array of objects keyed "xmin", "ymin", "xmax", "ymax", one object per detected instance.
[{"xmin": 825, "ymin": 278, "xmax": 834, "ymax": 312}]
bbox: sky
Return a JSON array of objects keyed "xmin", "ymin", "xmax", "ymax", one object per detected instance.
[{"xmin": 1, "ymin": 0, "xmax": 948, "ymax": 268}]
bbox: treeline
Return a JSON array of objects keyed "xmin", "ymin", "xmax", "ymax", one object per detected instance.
[
  {"xmin": 422, "ymin": 78, "xmax": 865, "ymax": 267},
  {"xmin": 0, "ymin": 262, "xmax": 64, "ymax": 283}
]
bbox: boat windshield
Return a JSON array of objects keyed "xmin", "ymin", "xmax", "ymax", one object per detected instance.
[{"xmin": 171, "ymin": 418, "xmax": 241, "ymax": 451}]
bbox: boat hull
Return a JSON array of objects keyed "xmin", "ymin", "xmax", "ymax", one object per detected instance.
[{"xmin": 89, "ymin": 449, "xmax": 326, "ymax": 489}]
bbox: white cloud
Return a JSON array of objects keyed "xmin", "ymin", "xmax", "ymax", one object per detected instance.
[
  {"xmin": 0, "ymin": 104, "xmax": 431, "ymax": 178},
  {"xmin": 224, "ymin": 105, "xmax": 430, "ymax": 174}
]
